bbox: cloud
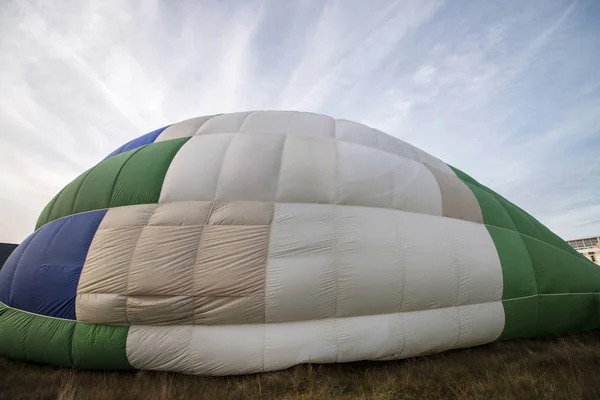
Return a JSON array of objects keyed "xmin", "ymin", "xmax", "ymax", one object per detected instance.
[{"xmin": 0, "ymin": 0, "xmax": 598, "ymax": 243}]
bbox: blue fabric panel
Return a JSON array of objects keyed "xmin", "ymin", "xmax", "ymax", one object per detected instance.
[
  {"xmin": 103, "ymin": 125, "xmax": 170, "ymax": 160},
  {"xmin": 0, "ymin": 231, "xmax": 40, "ymax": 304},
  {"xmin": 7, "ymin": 209, "xmax": 107, "ymax": 319}
]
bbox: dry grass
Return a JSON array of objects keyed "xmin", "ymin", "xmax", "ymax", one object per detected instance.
[{"xmin": 2, "ymin": 332, "xmax": 600, "ymax": 400}]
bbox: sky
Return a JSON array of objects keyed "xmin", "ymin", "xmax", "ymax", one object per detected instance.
[{"xmin": 0, "ymin": 0, "xmax": 599, "ymax": 243}]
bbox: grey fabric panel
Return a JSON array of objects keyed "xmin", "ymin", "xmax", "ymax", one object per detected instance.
[
  {"xmin": 193, "ymin": 295, "xmax": 264, "ymax": 325},
  {"xmin": 215, "ymin": 134, "xmax": 285, "ymax": 202},
  {"xmin": 149, "ymin": 201, "xmax": 213, "ymax": 226},
  {"xmin": 376, "ymin": 131, "xmax": 419, "ymax": 162},
  {"xmin": 126, "ymin": 296, "xmax": 195, "ymax": 325},
  {"xmin": 128, "ymin": 226, "xmax": 203, "ymax": 295},
  {"xmin": 195, "ymin": 226, "xmax": 269, "ymax": 296},
  {"xmin": 276, "ymin": 135, "xmax": 336, "ymax": 204},
  {"xmin": 208, "ymin": 201, "xmax": 273, "ymax": 226},
  {"xmin": 77, "ymin": 226, "xmax": 142, "ymax": 293},
  {"xmin": 389, "ymin": 154, "xmax": 443, "ymax": 215},
  {"xmin": 159, "ymin": 134, "xmax": 235, "ymax": 202},
  {"xmin": 156, "ymin": 115, "xmax": 216, "ymax": 142},
  {"xmin": 76, "ymin": 293, "xmax": 128, "ymax": 325},
  {"xmin": 425, "ymin": 165, "xmax": 484, "ymax": 224}
]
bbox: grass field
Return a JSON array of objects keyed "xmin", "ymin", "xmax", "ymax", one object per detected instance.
[{"xmin": 2, "ymin": 332, "xmax": 600, "ymax": 400}]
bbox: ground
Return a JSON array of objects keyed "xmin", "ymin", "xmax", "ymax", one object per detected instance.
[{"xmin": 2, "ymin": 332, "xmax": 600, "ymax": 400}]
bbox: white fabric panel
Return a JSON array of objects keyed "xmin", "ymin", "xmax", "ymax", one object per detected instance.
[
  {"xmin": 148, "ymin": 201, "xmax": 212, "ymax": 226},
  {"xmin": 455, "ymin": 302, "xmax": 504, "ymax": 348},
  {"xmin": 197, "ymin": 111, "xmax": 251, "ymax": 135},
  {"xmin": 276, "ymin": 135, "xmax": 336, "ymax": 204},
  {"xmin": 99, "ymin": 204, "xmax": 156, "ymax": 229},
  {"xmin": 159, "ymin": 134, "xmax": 235, "ymax": 202},
  {"xmin": 215, "ymin": 134, "xmax": 285, "ymax": 202},
  {"xmin": 376, "ymin": 131, "xmax": 419, "ymax": 161},
  {"xmin": 336, "ymin": 206, "xmax": 402, "ymax": 317},
  {"xmin": 400, "ymin": 307, "xmax": 459, "ymax": 358},
  {"xmin": 128, "ymin": 226, "xmax": 202, "ymax": 295},
  {"xmin": 336, "ymin": 141, "xmax": 394, "ymax": 208},
  {"xmin": 155, "ymin": 115, "xmax": 216, "ymax": 142},
  {"xmin": 127, "ymin": 302, "xmax": 503, "ymax": 375},
  {"xmin": 76, "ymin": 293, "xmax": 127, "ymax": 325},
  {"xmin": 390, "ymin": 155, "xmax": 442, "ymax": 215},
  {"xmin": 126, "ymin": 296, "xmax": 194, "ymax": 325},
  {"xmin": 207, "ymin": 201, "xmax": 273, "ymax": 226},
  {"xmin": 335, "ymin": 119, "xmax": 379, "ymax": 147},
  {"xmin": 398, "ymin": 212, "xmax": 458, "ymax": 312},
  {"xmin": 187, "ymin": 325, "xmax": 265, "ymax": 375},
  {"xmin": 336, "ymin": 313, "xmax": 403, "ymax": 362},
  {"xmin": 453, "ymin": 221, "xmax": 504, "ymax": 305},
  {"xmin": 266, "ymin": 203, "xmax": 337, "ymax": 322},
  {"xmin": 240, "ymin": 111, "xmax": 335, "ymax": 139},
  {"xmin": 264, "ymin": 318, "xmax": 337, "ymax": 370},
  {"xmin": 127, "ymin": 326, "xmax": 193, "ymax": 372},
  {"xmin": 77, "ymin": 226, "xmax": 142, "ymax": 293},
  {"xmin": 412, "ymin": 146, "xmax": 454, "ymax": 174}
]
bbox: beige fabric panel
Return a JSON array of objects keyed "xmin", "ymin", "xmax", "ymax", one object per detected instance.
[
  {"xmin": 412, "ymin": 146, "xmax": 454, "ymax": 174},
  {"xmin": 77, "ymin": 226, "xmax": 142, "ymax": 293},
  {"xmin": 194, "ymin": 226, "xmax": 269, "ymax": 296},
  {"xmin": 126, "ymin": 296, "xmax": 195, "ymax": 325},
  {"xmin": 193, "ymin": 295, "xmax": 264, "ymax": 325},
  {"xmin": 266, "ymin": 203, "xmax": 337, "ymax": 323},
  {"xmin": 159, "ymin": 134, "xmax": 235, "ymax": 202},
  {"xmin": 148, "ymin": 201, "xmax": 213, "ymax": 226},
  {"xmin": 76, "ymin": 293, "xmax": 128, "ymax": 325},
  {"xmin": 99, "ymin": 204, "xmax": 156, "ymax": 229},
  {"xmin": 425, "ymin": 165, "xmax": 484, "ymax": 224},
  {"xmin": 155, "ymin": 115, "xmax": 217, "ymax": 142},
  {"xmin": 215, "ymin": 133, "xmax": 285, "ymax": 202},
  {"xmin": 275, "ymin": 135, "xmax": 336, "ymax": 204},
  {"xmin": 207, "ymin": 201, "xmax": 273, "ymax": 226},
  {"xmin": 127, "ymin": 226, "xmax": 203, "ymax": 296}
]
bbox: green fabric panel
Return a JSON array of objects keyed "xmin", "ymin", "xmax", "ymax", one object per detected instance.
[
  {"xmin": 532, "ymin": 219, "xmax": 585, "ymax": 259},
  {"xmin": 25, "ymin": 314, "xmax": 76, "ymax": 368},
  {"xmin": 499, "ymin": 297, "xmax": 539, "ymax": 341},
  {"xmin": 110, "ymin": 138, "xmax": 188, "ymax": 208},
  {"xmin": 0, "ymin": 305, "xmax": 32, "ymax": 361},
  {"xmin": 72, "ymin": 150, "xmax": 140, "ymax": 215},
  {"xmin": 72, "ymin": 322, "xmax": 133, "ymax": 370},
  {"xmin": 0, "ymin": 302, "xmax": 133, "ymax": 371},
  {"xmin": 487, "ymin": 226, "xmax": 537, "ymax": 299},
  {"xmin": 36, "ymin": 191, "xmax": 61, "ymax": 230},
  {"xmin": 490, "ymin": 195, "xmax": 542, "ymax": 240},
  {"xmin": 466, "ymin": 183, "xmax": 517, "ymax": 231},
  {"xmin": 537, "ymin": 294, "xmax": 600, "ymax": 337},
  {"xmin": 47, "ymin": 168, "xmax": 94, "ymax": 224},
  {"xmin": 448, "ymin": 166, "xmax": 478, "ymax": 185},
  {"xmin": 522, "ymin": 236, "xmax": 600, "ymax": 294}
]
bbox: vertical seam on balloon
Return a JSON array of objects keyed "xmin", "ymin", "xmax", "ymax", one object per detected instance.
[
  {"xmin": 6, "ymin": 232, "xmax": 37, "ymax": 306},
  {"xmin": 449, "ymin": 220, "xmax": 462, "ymax": 349},
  {"xmin": 332, "ymin": 139, "xmax": 340, "ymax": 364},
  {"xmin": 191, "ymin": 200, "xmax": 217, "ymax": 327},
  {"xmin": 121, "ymin": 204, "xmax": 158, "ymax": 326},
  {"xmin": 107, "ymin": 147, "xmax": 143, "ymax": 208},
  {"xmin": 393, "ymin": 186, "xmax": 407, "ymax": 358},
  {"xmin": 238, "ymin": 110, "xmax": 257, "ymax": 132},
  {"xmin": 71, "ymin": 167, "xmax": 96, "ymax": 215}
]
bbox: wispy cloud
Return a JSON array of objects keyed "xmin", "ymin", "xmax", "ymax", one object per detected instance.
[{"xmin": 0, "ymin": 0, "xmax": 598, "ymax": 242}]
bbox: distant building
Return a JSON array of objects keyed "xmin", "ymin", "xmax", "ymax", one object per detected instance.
[
  {"xmin": 0, "ymin": 243, "xmax": 17, "ymax": 270},
  {"xmin": 567, "ymin": 236, "xmax": 600, "ymax": 265}
]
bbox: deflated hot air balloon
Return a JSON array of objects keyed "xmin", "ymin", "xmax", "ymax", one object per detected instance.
[{"xmin": 1, "ymin": 110, "xmax": 599, "ymax": 375}]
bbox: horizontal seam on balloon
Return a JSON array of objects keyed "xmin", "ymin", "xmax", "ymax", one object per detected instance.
[{"xmin": 484, "ymin": 224, "xmax": 597, "ymax": 268}]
